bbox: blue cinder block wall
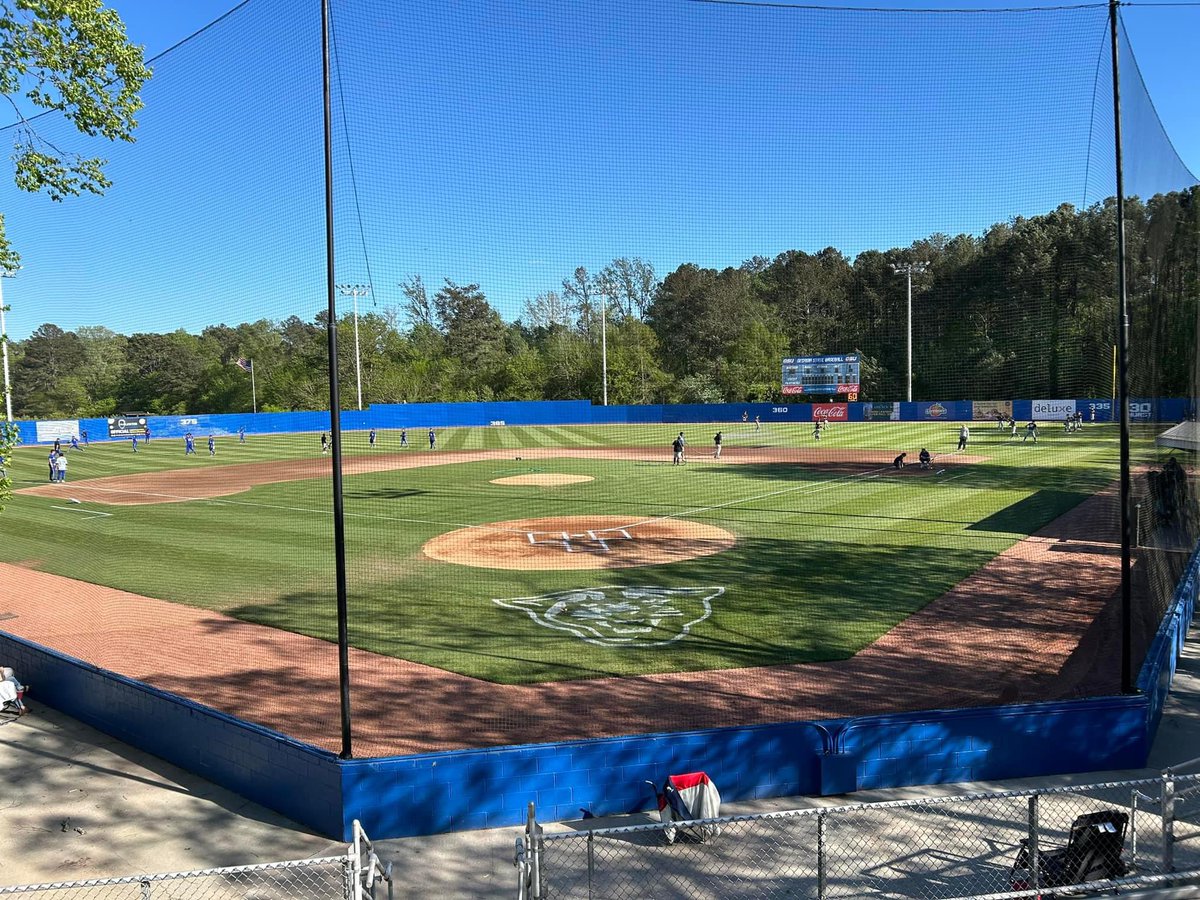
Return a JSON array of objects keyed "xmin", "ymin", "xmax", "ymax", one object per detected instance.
[{"xmin": 12, "ymin": 396, "xmax": 1190, "ymax": 445}]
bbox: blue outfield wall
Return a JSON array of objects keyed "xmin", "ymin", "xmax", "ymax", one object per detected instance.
[
  {"xmin": 11, "ymin": 396, "xmax": 1194, "ymax": 444},
  {"xmin": 2, "ymin": 543, "xmax": 1195, "ymax": 839}
]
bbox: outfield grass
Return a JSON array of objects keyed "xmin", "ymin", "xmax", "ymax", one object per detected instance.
[{"xmin": 0, "ymin": 421, "xmax": 1124, "ymax": 683}]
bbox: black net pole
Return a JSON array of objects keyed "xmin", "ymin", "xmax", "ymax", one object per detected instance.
[
  {"xmin": 323, "ymin": 0, "xmax": 354, "ymax": 757},
  {"xmin": 1109, "ymin": 0, "xmax": 1134, "ymax": 695}
]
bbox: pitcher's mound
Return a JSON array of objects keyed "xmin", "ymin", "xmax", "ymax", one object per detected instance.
[
  {"xmin": 489, "ymin": 474, "xmax": 594, "ymax": 487},
  {"xmin": 422, "ymin": 515, "xmax": 736, "ymax": 570}
]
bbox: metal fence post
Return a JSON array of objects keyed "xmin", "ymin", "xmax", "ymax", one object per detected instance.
[
  {"xmin": 528, "ymin": 802, "xmax": 543, "ymax": 900},
  {"xmin": 817, "ymin": 809, "xmax": 828, "ymax": 900},
  {"xmin": 587, "ymin": 830, "xmax": 595, "ymax": 900},
  {"xmin": 1131, "ymin": 788, "xmax": 1140, "ymax": 869},
  {"xmin": 1163, "ymin": 771, "xmax": 1176, "ymax": 873},
  {"xmin": 1028, "ymin": 794, "xmax": 1040, "ymax": 890}
]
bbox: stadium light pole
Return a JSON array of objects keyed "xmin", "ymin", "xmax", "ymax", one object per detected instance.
[
  {"xmin": 891, "ymin": 261, "xmax": 928, "ymax": 402},
  {"xmin": 336, "ymin": 283, "xmax": 369, "ymax": 411},
  {"xmin": 0, "ymin": 268, "xmax": 14, "ymax": 422}
]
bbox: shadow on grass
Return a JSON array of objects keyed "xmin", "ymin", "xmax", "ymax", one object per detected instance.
[{"xmin": 967, "ymin": 491, "xmax": 1091, "ymax": 535}]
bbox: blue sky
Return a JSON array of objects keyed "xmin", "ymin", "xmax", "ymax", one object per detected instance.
[{"xmin": 1, "ymin": 0, "xmax": 1196, "ymax": 340}]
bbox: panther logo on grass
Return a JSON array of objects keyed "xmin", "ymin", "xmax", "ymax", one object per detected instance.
[{"xmin": 492, "ymin": 586, "xmax": 725, "ymax": 647}]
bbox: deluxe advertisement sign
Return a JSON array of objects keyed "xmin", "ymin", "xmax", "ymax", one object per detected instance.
[
  {"xmin": 811, "ymin": 403, "xmax": 849, "ymax": 421},
  {"xmin": 1032, "ymin": 399, "xmax": 1076, "ymax": 420},
  {"xmin": 863, "ymin": 402, "xmax": 900, "ymax": 421},
  {"xmin": 973, "ymin": 400, "xmax": 1013, "ymax": 422},
  {"xmin": 107, "ymin": 413, "xmax": 149, "ymax": 437}
]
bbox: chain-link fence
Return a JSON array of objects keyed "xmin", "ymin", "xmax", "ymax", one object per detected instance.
[
  {"xmin": 517, "ymin": 769, "xmax": 1200, "ymax": 899},
  {"xmin": 0, "ymin": 821, "xmax": 393, "ymax": 900}
]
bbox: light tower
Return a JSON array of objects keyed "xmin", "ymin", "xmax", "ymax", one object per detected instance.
[
  {"xmin": 336, "ymin": 283, "xmax": 370, "ymax": 411},
  {"xmin": 890, "ymin": 261, "xmax": 928, "ymax": 402}
]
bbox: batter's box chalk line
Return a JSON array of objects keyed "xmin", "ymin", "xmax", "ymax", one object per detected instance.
[{"xmin": 526, "ymin": 527, "xmax": 634, "ymax": 554}]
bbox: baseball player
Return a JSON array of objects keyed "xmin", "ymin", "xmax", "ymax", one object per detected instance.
[
  {"xmin": 672, "ymin": 434, "xmax": 684, "ymax": 465},
  {"xmin": 320, "ymin": 432, "xmax": 330, "ymax": 454},
  {"xmin": 369, "ymin": 428, "xmax": 377, "ymax": 448},
  {"xmin": 428, "ymin": 428, "xmax": 436, "ymax": 450},
  {"xmin": 754, "ymin": 415, "xmax": 761, "ymax": 433},
  {"xmin": 1023, "ymin": 420, "xmax": 1038, "ymax": 443},
  {"xmin": 185, "ymin": 432, "xmax": 196, "ymax": 455},
  {"xmin": 919, "ymin": 448, "xmax": 932, "ymax": 469},
  {"xmin": 208, "ymin": 434, "xmax": 216, "ymax": 456},
  {"xmin": 131, "ymin": 435, "xmax": 138, "ymax": 453},
  {"xmin": 239, "ymin": 426, "xmax": 247, "ymax": 444},
  {"xmin": 893, "ymin": 452, "xmax": 907, "ymax": 469},
  {"xmin": 713, "ymin": 431, "xmax": 723, "ymax": 459},
  {"xmin": 400, "ymin": 428, "xmax": 408, "ymax": 448},
  {"xmin": 957, "ymin": 424, "xmax": 969, "ymax": 451}
]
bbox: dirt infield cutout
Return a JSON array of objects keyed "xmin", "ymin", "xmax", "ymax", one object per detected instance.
[
  {"xmin": 422, "ymin": 515, "xmax": 737, "ymax": 570},
  {"xmin": 15, "ymin": 447, "xmax": 989, "ymax": 506},
  {"xmin": 489, "ymin": 473, "xmax": 594, "ymax": 487}
]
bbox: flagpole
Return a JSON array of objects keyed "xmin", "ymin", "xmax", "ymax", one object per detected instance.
[{"xmin": 251, "ymin": 359, "xmax": 257, "ymax": 415}]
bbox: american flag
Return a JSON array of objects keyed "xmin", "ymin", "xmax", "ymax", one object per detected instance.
[{"xmin": 235, "ymin": 357, "xmax": 252, "ymax": 373}]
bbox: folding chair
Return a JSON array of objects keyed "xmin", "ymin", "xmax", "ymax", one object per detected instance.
[{"xmin": 1009, "ymin": 809, "xmax": 1128, "ymax": 897}]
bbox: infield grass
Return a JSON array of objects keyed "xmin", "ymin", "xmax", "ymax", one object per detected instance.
[{"xmin": 0, "ymin": 421, "xmax": 1125, "ymax": 683}]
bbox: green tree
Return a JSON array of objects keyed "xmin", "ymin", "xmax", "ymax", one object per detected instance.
[
  {"xmin": 0, "ymin": 0, "xmax": 150, "ymax": 267},
  {"xmin": 11, "ymin": 322, "xmax": 86, "ymax": 416},
  {"xmin": 433, "ymin": 279, "xmax": 505, "ymax": 373}
]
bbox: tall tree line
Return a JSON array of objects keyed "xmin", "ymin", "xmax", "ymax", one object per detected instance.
[{"xmin": 8, "ymin": 189, "xmax": 1198, "ymax": 419}]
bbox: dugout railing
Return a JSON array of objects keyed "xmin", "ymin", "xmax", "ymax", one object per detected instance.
[
  {"xmin": 515, "ymin": 771, "xmax": 1200, "ymax": 899},
  {"xmin": 0, "ymin": 820, "xmax": 392, "ymax": 900}
]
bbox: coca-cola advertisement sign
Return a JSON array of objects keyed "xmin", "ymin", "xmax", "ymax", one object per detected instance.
[{"xmin": 812, "ymin": 403, "xmax": 849, "ymax": 421}]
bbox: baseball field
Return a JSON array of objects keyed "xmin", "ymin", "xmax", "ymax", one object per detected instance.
[{"xmin": 2, "ymin": 419, "xmax": 1120, "ymax": 692}]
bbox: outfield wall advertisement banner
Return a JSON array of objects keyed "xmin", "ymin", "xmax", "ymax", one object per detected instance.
[
  {"xmin": 107, "ymin": 414, "xmax": 150, "ymax": 437},
  {"xmin": 35, "ymin": 419, "xmax": 80, "ymax": 442},
  {"xmin": 811, "ymin": 403, "xmax": 849, "ymax": 421},
  {"xmin": 863, "ymin": 402, "xmax": 900, "ymax": 421},
  {"xmin": 781, "ymin": 354, "xmax": 860, "ymax": 395},
  {"xmin": 973, "ymin": 400, "xmax": 1013, "ymax": 421},
  {"xmin": 1129, "ymin": 399, "xmax": 1155, "ymax": 422},
  {"xmin": 1032, "ymin": 399, "xmax": 1076, "ymax": 420}
]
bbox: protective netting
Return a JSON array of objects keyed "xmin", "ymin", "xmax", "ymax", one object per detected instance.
[{"xmin": 0, "ymin": 0, "xmax": 1195, "ymax": 757}]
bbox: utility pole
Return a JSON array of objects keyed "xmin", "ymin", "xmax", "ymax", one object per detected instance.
[
  {"xmin": 336, "ymin": 283, "xmax": 370, "ymax": 411},
  {"xmin": 890, "ymin": 261, "xmax": 928, "ymax": 402},
  {"xmin": 0, "ymin": 269, "xmax": 14, "ymax": 422}
]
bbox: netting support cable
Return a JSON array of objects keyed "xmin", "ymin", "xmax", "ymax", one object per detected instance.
[
  {"xmin": 323, "ymin": 0, "xmax": 354, "ymax": 758},
  {"xmin": 1109, "ymin": 0, "xmax": 1134, "ymax": 695}
]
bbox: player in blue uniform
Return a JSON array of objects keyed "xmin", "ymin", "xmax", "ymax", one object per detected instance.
[
  {"xmin": 185, "ymin": 432, "xmax": 196, "ymax": 455},
  {"xmin": 428, "ymin": 428, "xmax": 437, "ymax": 450},
  {"xmin": 400, "ymin": 429, "xmax": 408, "ymax": 448},
  {"xmin": 208, "ymin": 435, "xmax": 216, "ymax": 456},
  {"xmin": 369, "ymin": 428, "xmax": 377, "ymax": 448}
]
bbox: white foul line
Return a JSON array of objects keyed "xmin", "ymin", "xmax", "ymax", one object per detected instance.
[{"xmin": 49, "ymin": 505, "xmax": 113, "ymax": 521}]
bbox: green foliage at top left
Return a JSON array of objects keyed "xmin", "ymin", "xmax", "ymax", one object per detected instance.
[{"xmin": 0, "ymin": 0, "xmax": 150, "ymax": 267}]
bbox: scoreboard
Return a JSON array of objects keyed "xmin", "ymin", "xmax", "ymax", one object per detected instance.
[{"xmin": 782, "ymin": 354, "xmax": 860, "ymax": 395}]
